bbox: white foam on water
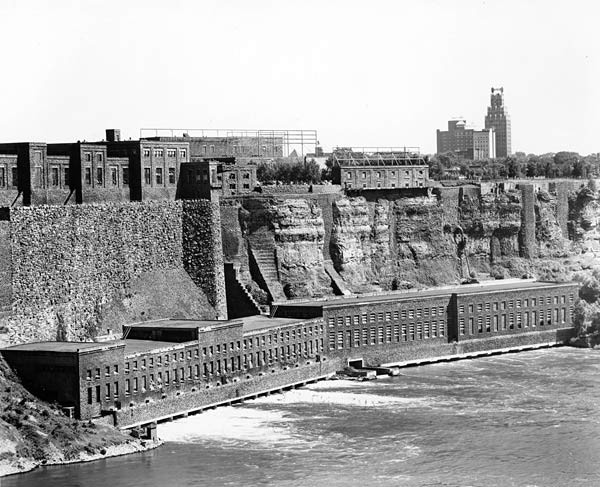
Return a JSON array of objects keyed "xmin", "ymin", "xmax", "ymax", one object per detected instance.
[
  {"xmin": 304, "ymin": 379, "xmax": 366, "ymax": 389},
  {"xmin": 249, "ymin": 387, "xmax": 431, "ymax": 408},
  {"xmin": 158, "ymin": 405, "xmax": 299, "ymax": 445}
]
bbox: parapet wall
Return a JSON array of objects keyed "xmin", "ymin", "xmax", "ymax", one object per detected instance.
[{"xmin": 3, "ymin": 200, "xmax": 225, "ymax": 344}]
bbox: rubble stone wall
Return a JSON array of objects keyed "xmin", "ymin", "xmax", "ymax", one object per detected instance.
[{"xmin": 4, "ymin": 200, "xmax": 225, "ymax": 344}]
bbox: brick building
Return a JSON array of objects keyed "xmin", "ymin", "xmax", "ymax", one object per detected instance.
[
  {"xmin": 103, "ymin": 133, "xmax": 190, "ymax": 202},
  {"xmin": 1, "ymin": 316, "xmax": 326, "ymax": 420},
  {"xmin": 0, "ymin": 132, "xmax": 191, "ymax": 205},
  {"xmin": 275, "ymin": 280, "xmax": 578, "ymax": 363},
  {"xmin": 436, "ymin": 120, "xmax": 496, "ymax": 160},
  {"xmin": 332, "ymin": 148, "xmax": 429, "ymax": 190},
  {"xmin": 1, "ymin": 280, "xmax": 576, "ymax": 421}
]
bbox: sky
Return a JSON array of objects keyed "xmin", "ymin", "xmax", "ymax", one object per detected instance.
[{"xmin": 0, "ymin": 0, "xmax": 598, "ymax": 155}]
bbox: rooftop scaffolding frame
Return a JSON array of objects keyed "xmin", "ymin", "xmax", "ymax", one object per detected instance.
[
  {"xmin": 140, "ymin": 128, "xmax": 318, "ymax": 157},
  {"xmin": 332, "ymin": 146, "xmax": 426, "ymax": 166}
]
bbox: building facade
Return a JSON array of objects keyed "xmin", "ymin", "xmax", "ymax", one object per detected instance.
[
  {"xmin": 332, "ymin": 148, "xmax": 429, "ymax": 190},
  {"xmin": 0, "ymin": 280, "xmax": 578, "ymax": 422},
  {"xmin": 436, "ymin": 120, "xmax": 496, "ymax": 160},
  {"xmin": 484, "ymin": 87, "xmax": 511, "ymax": 158},
  {"xmin": 276, "ymin": 281, "xmax": 578, "ymax": 363}
]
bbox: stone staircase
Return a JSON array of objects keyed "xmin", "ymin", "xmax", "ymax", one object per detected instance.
[
  {"xmin": 224, "ymin": 263, "xmax": 265, "ymax": 317},
  {"xmin": 248, "ymin": 232, "xmax": 286, "ymax": 302},
  {"xmin": 323, "ymin": 260, "xmax": 352, "ymax": 296},
  {"xmin": 237, "ymin": 279, "xmax": 267, "ymax": 315}
]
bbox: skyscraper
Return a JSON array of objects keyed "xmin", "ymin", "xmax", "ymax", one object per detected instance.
[{"xmin": 484, "ymin": 87, "xmax": 511, "ymax": 158}]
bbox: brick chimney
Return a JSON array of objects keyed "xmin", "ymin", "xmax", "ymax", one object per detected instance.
[{"xmin": 105, "ymin": 129, "xmax": 121, "ymax": 142}]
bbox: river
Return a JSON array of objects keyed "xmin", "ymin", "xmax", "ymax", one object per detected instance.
[{"xmin": 4, "ymin": 347, "xmax": 600, "ymax": 486}]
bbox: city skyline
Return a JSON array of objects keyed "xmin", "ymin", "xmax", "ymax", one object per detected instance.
[{"xmin": 0, "ymin": 0, "xmax": 598, "ymax": 156}]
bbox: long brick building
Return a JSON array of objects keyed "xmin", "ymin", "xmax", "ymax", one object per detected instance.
[{"xmin": 1, "ymin": 279, "xmax": 578, "ymax": 425}]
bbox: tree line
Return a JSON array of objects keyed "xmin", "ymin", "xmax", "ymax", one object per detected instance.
[
  {"xmin": 429, "ymin": 151, "xmax": 600, "ymax": 180},
  {"xmin": 256, "ymin": 158, "xmax": 323, "ymax": 185}
]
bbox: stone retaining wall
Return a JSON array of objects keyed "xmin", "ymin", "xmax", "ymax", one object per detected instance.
[{"xmin": 3, "ymin": 200, "xmax": 225, "ymax": 343}]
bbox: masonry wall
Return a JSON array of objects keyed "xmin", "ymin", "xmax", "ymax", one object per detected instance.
[
  {"xmin": 182, "ymin": 200, "xmax": 227, "ymax": 320},
  {"xmin": 0, "ymin": 219, "xmax": 11, "ymax": 308},
  {"xmin": 4, "ymin": 201, "xmax": 225, "ymax": 344}
]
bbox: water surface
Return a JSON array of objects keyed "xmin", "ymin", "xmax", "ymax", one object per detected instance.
[{"xmin": 5, "ymin": 348, "xmax": 600, "ymax": 486}]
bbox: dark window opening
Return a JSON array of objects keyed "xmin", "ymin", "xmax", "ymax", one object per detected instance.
[
  {"xmin": 110, "ymin": 167, "xmax": 118, "ymax": 185},
  {"xmin": 51, "ymin": 167, "xmax": 59, "ymax": 186}
]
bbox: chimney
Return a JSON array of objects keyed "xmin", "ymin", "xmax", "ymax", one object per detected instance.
[{"xmin": 106, "ymin": 129, "xmax": 121, "ymax": 142}]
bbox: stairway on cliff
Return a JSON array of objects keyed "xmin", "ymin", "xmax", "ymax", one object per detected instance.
[
  {"xmin": 224, "ymin": 263, "xmax": 266, "ymax": 318},
  {"xmin": 323, "ymin": 260, "xmax": 352, "ymax": 296},
  {"xmin": 248, "ymin": 232, "xmax": 287, "ymax": 302}
]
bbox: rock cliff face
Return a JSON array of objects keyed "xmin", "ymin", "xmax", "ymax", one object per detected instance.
[
  {"xmin": 535, "ymin": 190, "xmax": 570, "ymax": 257},
  {"xmin": 570, "ymin": 186, "xmax": 600, "ymax": 252},
  {"xmin": 271, "ymin": 199, "xmax": 331, "ymax": 298},
  {"xmin": 459, "ymin": 190, "xmax": 522, "ymax": 266},
  {"xmin": 224, "ymin": 182, "xmax": 600, "ymax": 302},
  {"xmin": 330, "ymin": 198, "xmax": 374, "ymax": 287}
]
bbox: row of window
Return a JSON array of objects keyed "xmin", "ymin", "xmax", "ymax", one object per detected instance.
[
  {"xmin": 84, "ymin": 166, "xmax": 129, "ymax": 186},
  {"xmin": 86, "ymin": 364, "xmax": 119, "ymax": 380},
  {"xmin": 459, "ymin": 294, "xmax": 572, "ymax": 314},
  {"xmin": 458, "ymin": 308, "xmax": 569, "ymax": 335},
  {"xmin": 0, "ymin": 166, "xmax": 18, "ymax": 188},
  {"xmin": 119, "ymin": 326, "xmax": 323, "ymax": 374},
  {"xmin": 328, "ymin": 307, "xmax": 446, "ymax": 328},
  {"xmin": 346, "ymin": 169, "xmax": 425, "ymax": 179},
  {"xmin": 143, "ymin": 167, "xmax": 176, "ymax": 186},
  {"xmin": 86, "ymin": 340, "xmax": 325, "ymax": 403},
  {"xmin": 330, "ymin": 322, "xmax": 446, "ymax": 350},
  {"xmin": 87, "ymin": 383, "xmax": 118, "ymax": 404},
  {"xmin": 84, "ymin": 153, "xmax": 104, "ymax": 163},
  {"xmin": 347, "ymin": 182, "xmax": 424, "ymax": 189},
  {"xmin": 142, "ymin": 149, "xmax": 187, "ymax": 159}
]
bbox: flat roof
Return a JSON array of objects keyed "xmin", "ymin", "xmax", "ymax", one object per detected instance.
[
  {"xmin": 277, "ymin": 280, "xmax": 576, "ymax": 309},
  {"xmin": 126, "ymin": 319, "xmax": 243, "ymax": 330},
  {"xmin": 125, "ymin": 316, "xmax": 308, "ymax": 333},
  {"xmin": 2, "ymin": 341, "xmax": 124, "ymax": 353},
  {"xmin": 124, "ymin": 339, "xmax": 185, "ymax": 355},
  {"xmin": 240, "ymin": 315, "xmax": 309, "ymax": 332}
]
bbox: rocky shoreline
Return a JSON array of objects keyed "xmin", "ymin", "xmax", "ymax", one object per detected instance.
[
  {"xmin": 569, "ymin": 334, "xmax": 600, "ymax": 349},
  {"xmin": 0, "ymin": 437, "xmax": 163, "ymax": 478}
]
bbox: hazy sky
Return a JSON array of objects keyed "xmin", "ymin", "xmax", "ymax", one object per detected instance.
[{"xmin": 1, "ymin": 0, "xmax": 598, "ymax": 155}]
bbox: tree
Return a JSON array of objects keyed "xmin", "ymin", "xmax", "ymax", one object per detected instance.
[
  {"xmin": 256, "ymin": 158, "xmax": 322, "ymax": 185},
  {"xmin": 506, "ymin": 157, "xmax": 522, "ymax": 178}
]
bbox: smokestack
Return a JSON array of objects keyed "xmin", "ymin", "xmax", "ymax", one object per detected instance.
[{"xmin": 106, "ymin": 129, "xmax": 121, "ymax": 142}]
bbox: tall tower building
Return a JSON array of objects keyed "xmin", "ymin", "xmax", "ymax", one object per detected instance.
[{"xmin": 484, "ymin": 87, "xmax": 511, "ymax": 158}]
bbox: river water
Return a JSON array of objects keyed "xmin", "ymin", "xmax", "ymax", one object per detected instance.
[{"xmin": 5, "ymin": 348, "xmax": 600, "ymax": 487}]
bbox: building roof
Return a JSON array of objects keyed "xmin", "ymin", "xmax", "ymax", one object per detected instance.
[
  {"xmin": 2, "ymin": 341, "xmax": 124, "ymax": 353},
  {"xmin": 124, "ymin": 339, "xmax": 186, "ymax": 355},
  {"xmin": 126, "ymin": 316, "xmax": 309, "ymax": 333},
  {"xmin": 125, "ymin": 318, "xmax": 243, "ymax": 330},
  {"xmin": 276, "ymin": 280, "xmax": 576, "ymax": 310},
  {"xmin": 240, "ymin": 315, "xmax": 310, "ymax": 332}
]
